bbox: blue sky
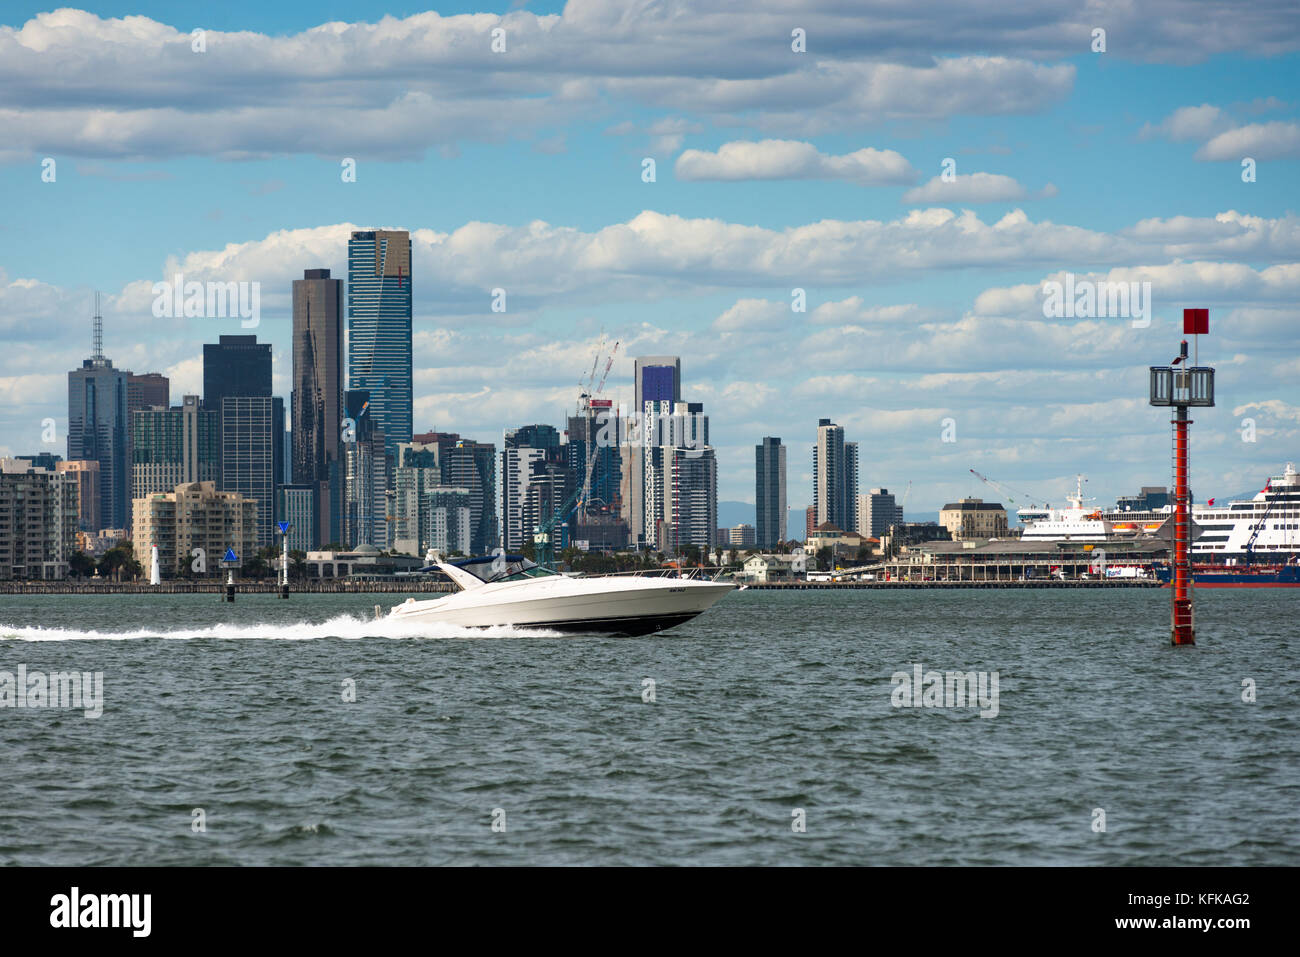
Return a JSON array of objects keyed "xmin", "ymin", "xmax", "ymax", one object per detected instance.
[{"xmin": 2, "ymin": 1, "xmax": 1298, "ymax": 515}]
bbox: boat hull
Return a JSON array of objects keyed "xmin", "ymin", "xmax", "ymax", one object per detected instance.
[
  {"xmin": 1153, "ymin": 564, "xmax": 1300, "ymax": 587},
  {"xmin": 387, "ymin": 577, "xmax": 736, "ymax": 635}
]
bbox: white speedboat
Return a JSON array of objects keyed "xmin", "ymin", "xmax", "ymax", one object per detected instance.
[{"xmin": 387, "ymin": 555, "xmax": 736, "ymax": 635}]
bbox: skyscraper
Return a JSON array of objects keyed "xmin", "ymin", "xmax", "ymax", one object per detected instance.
[
  {"xmin": 755, "ymin": 437, "xmax": 787, "ymax": 549},
  {"xmin": 204, "ymin": 335, "xmax": 284, "ymax": 546},
  {"xmin": 443, "ymin": 439, "xmax": 497, "ymax": 555},
  {"xmin": 812, "ymin": 419, "xmax": 857, "ymax": 532},
  {"xmin": 347, "ymin": 229, "xmax": 412, "ymax": 462},
  {"xmin": 221, "ymin": 396, "xmax": 278, "ymax": 548},
  {"xmin": 203, "ymin": 335, "xmax": 271, "ymax": 408},
  {"xmin": 131, "ymin": 395, "xmax": 219, "ymax": 506},
  {"xmin": 626, "ymin": 356, "xmax": 682, "ymax": 547},
  {"xmin": 127, "ymin": 373, "xmax": 170, "ymax": 416},
  {"xmin": 343, "ymin": 389, "xmax": 389, "ymax": 548},
  {"xmin": 642, "ymin": 400, "xmax": 716, "ymax": 552},
  {"xmin": 292, "ymin": 268, "xmax": 344, "ymax": 548},
  {"xmin": 67, "ymin": 298, "xmax": 129, "ymax": 531}
]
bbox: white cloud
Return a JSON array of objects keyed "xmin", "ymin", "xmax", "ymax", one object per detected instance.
[
  {"xmin": 675, "ymin": 140, "xmax": 918, "ymax": 186},
  {"xmin": 902, "ymin": 172, "xmax": 1052, "ymax": 204},
  {"xmin": 1197, "ymin": 121, "xmax": 1300, "ymax": 160}
]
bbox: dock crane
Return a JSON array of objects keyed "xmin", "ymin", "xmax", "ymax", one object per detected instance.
[{"xmin": 1242, "ymin": 482, "xmax": 1278, "ymax": 566}]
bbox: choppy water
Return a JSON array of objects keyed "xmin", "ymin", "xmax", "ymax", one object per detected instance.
[{"xmin": 0, "ymin": 588, "xmax": 1295, "ymax": 865}]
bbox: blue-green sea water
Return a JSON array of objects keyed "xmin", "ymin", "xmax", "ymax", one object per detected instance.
[{"xmin": 0, "ymin": 588, "xmax": 1295, "ymax": 865}]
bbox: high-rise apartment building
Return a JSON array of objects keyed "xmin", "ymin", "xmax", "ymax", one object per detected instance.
[
  {"xmin": 642, "ymin": 400, "xmax": 716, "ymax": 552},
  {"xmin": 292, "ymin": 268, "xmax": 344, "ymax": 548},
  {"xmin": 347, "ymin": 229, "xmax": 412, "ymax": 462},
  {"xmin": 443, "ymin": 440, "xmax": 497, "ymax": 555},
  {"xmin": 55, "ymin": 460, "xmax": 100, "ymax": 532},
  {"xmin": 0, "ymin": 458, "xmax": 79, "ymax": 580},
  {"xmin": 133, "ymin": 481, "xmax": 258, "ymax": 578},
  {"xmin": 343, "ymin": 389, "xmax": 389, "ymax": 548},
  {"xmin": 755, "ymin": 437, "xmax": 787, "ymax": 549},
  {"xmin": 812, "ymin": 419, "xmax": 858, "ymax": 532},
  {"xmin": 859, "ymin": 488, "xmax": 905, "ymax": 539},
  {"xmin": 626, "ymin": 356, "xmax": 682, "ymax": 547}
]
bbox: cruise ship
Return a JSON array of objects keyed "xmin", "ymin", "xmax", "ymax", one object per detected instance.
[{"xmin": 1019, "ymin": 464, "xmax": 1300, "ymax": 564}]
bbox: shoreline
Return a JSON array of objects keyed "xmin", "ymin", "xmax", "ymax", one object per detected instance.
[{"xmin": 0, "ymin": 579, "xmax": 1164, "ymax": 594}]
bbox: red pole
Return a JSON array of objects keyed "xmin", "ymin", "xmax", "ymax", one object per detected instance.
[{"xmin": 1171, "ymin": 407, "xmax": 1194, "ymax": 645}]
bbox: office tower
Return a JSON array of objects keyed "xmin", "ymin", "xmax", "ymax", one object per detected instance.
[
  {"xmin": 859, "ymin": 488, "xmax": 904, "ymax": 539},
  {"xmin": 131, "ymin": 395, "xmax": 219, "ymax": 504},
  {"xmin": 812, "ymin": 419, "xmax": 857, "ymax": 532},
  {"xmin": 220, "ymin": 397, "xmax": 278, "ymax": 548},
  {"xmin": 276, "ymin": 484, "xmax": 315, "ymax": 555},
  {"xmin": 347, "ymin": 229, "xmax": 412, "ymax": 462},
  {"xmin": 626, "ymin": 356, "xmax": 682, "ymax": 546},
  {"xmin": 443, "ymin": 439, "xmax": 497, "ymax": 555},
  {"xmin": 203, "ymin": 335, "xmax": 285, "ymax": 546},
  {"xmin": 127, "ymin": 373, "xmax": 169, "ymax": 415},
  {"xmin": 0, "ymin": 459, "xmax": 80, "ymax": 580},
  {"xmin": 203, "ymin": 335, "xmax": 271, "ymax": 408},
  {"xmin": 134, "ymin": 482, "xmax": 258, "ymax": 578},
  {"xmin": 292, "ymin": 268, "xmax": 344, "ymax": 548},
  {"xmin": 67, "ymin": 298, "xmax": 129, "ymax": 531},
  {"xmin": 55, "ymin": 460, "xmax": 100, "ymax": 532},
  {"xmin": 755, "ymin": 437, "xmax": 787, "ymax": 549},
  {"xmin": 343, "ymin": 389, "xmax": 389, "ymax": 548}
]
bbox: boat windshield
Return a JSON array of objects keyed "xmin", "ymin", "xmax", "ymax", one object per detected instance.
[{"xmin": 455, "ymin": 555, "xmax": 559, "ymax": 584}]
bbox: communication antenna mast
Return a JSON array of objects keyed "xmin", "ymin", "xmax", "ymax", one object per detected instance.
[{"xmin": 91, "ymin": 291, "xmax": 104, "ymax": 360}]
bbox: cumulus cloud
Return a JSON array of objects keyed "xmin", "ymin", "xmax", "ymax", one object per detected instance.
[
  {"xmin": 676, "ymin": 140, "xmax": 919, "ymax": 185},
  {"xmin": 1143, "ymin": 104, "xmax": 1300, "ymax": 161},
  {"xmin": 1197, "ymin": 121, "xmax": 1300, "ymax": 160},
  {"xmin": 901, "ymin": 172, "xmax": 1055, "ymax": 204}
]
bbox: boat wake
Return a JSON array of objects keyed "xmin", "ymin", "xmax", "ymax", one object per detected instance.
[{"xmin": 0, "ymin": 614, "xmax": 566, "ymax": 642}]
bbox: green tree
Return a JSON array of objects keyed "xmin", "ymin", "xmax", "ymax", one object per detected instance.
[{"xmin": 67, "ymin": 550, "xmax": 95, "ymax": 578}]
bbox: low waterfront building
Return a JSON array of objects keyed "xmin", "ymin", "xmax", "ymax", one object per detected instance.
[
  {"xmin": 886, "ymin": 537, "xmax": 1167, "ymax": 582},
  {"xmin": 939, "ymin": 498, "xmax": 1009, "ymax": 541},
  {"xmin": 742, "ymin": 548, "xmax": 809, "ymax": 583},
  {"xmin": 0, "ymin": 458, "xmax": 80, "ymax": 580},
  {"xmin": 76, "ymin": 527, "xmax": 126, "ymax": 557},
  {"xmin": 304, "ymin": 544, "xmax": 426, "ymax": 579},
  {"xmin": 133, "ymin": 481, "xmax": 258, "ymax": 578}
]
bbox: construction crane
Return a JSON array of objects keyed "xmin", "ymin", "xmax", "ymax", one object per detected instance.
[
  {"xmin": 594, "ymin": 340, "xmax": 619, "ymax": 396},
  {"xmin": 968, "ymin": 469, "xmax": 1050, "ymax": 506}
]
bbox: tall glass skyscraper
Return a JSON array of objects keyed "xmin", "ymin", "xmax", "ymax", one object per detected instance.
[
  {"xmin": 67, "ymin": 304, "xmax": 129, "ymax": 531},
  {"xmin": 292, "ymin": 268, "xmax": 344, "ymax": 548},
  {"xmin": 347, "ymin": 230, "xmax": 412, "ymax": 462},
  {"xmin": 755, "ymin": 437, "xmax": 787, "ymax": 549}
]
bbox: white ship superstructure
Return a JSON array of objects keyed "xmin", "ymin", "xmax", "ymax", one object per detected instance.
[{"xmin": 1018, "ymin": 463, "xmax": 1300, "ymax": 561}]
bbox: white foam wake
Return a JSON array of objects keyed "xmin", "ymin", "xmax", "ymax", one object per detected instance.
[{"xmin": 0, "ymin": 613, "xmax": 565, "ymax": 642}]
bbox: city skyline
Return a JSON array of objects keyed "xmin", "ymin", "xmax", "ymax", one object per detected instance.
[{"xmin": 2, "ymin": 3, "xmax": 1299, "ymax": 516}]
